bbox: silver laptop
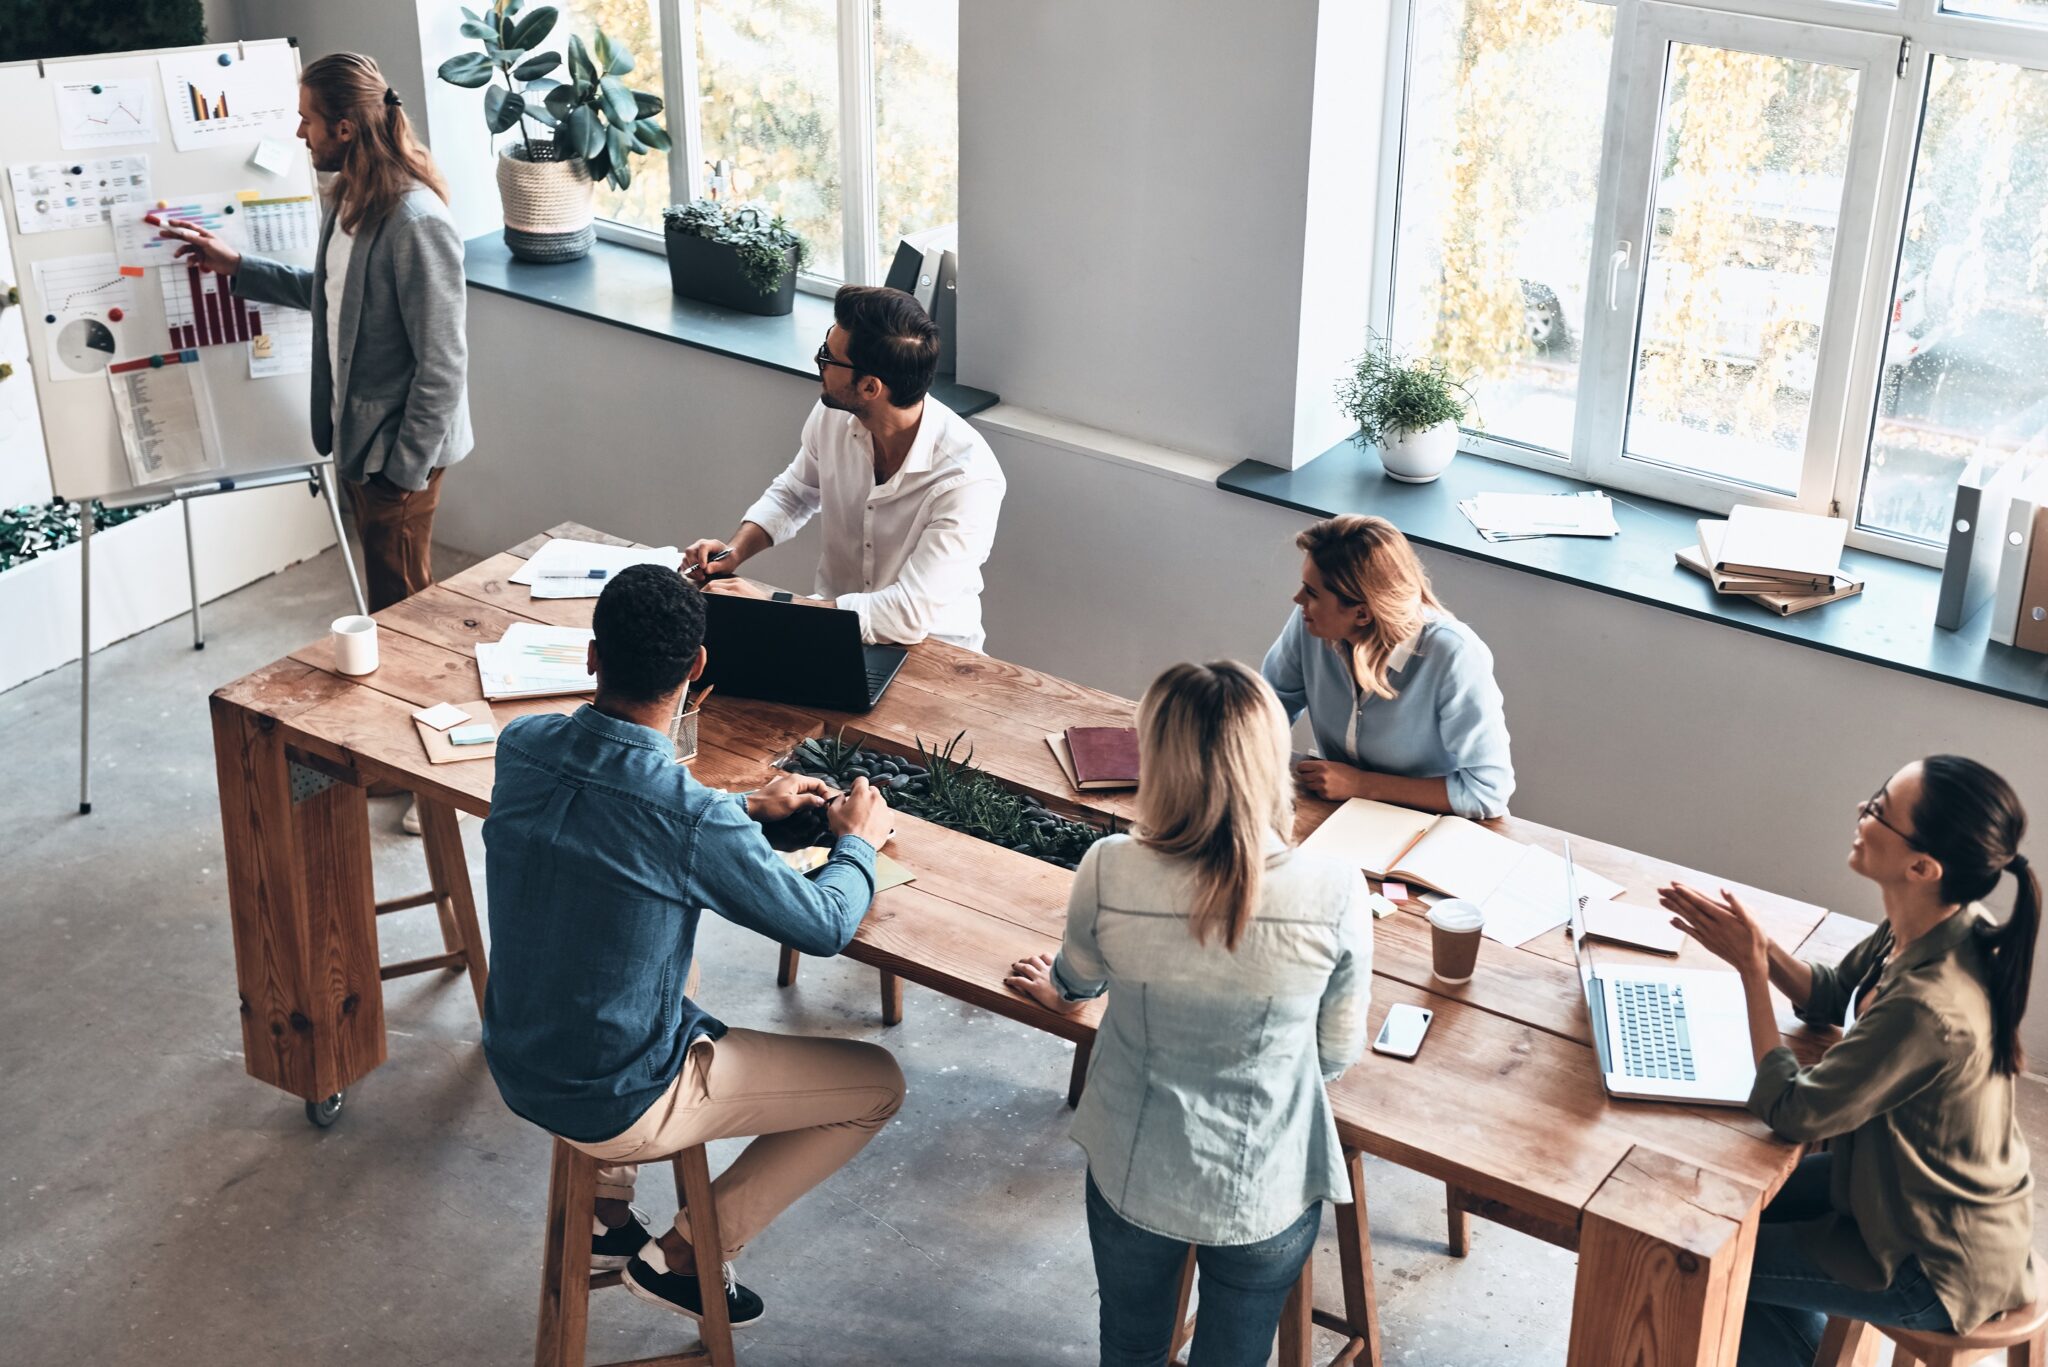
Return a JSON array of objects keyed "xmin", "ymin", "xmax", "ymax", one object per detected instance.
[{"xmin": 1565, "ymin": 841, "xmax": 1755, "ymax": 1106}]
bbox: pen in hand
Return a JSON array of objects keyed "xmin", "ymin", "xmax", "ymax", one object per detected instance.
[{"xmin": 691, "ymin": 547, "xmax": 734, "ymax": 581}]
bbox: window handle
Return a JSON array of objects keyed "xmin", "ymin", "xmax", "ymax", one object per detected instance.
[{"xmin": 1607, "ymin": 242, "xmax": 1633, "ymax": 312}]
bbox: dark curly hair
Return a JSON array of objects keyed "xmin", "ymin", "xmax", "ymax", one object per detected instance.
[{"xmin": 590, "ymin": 564, "xmax": 705, "ymax": 703}]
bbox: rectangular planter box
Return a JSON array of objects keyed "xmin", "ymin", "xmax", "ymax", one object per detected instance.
[
  {"xmin": 0, "ymin": 483, "xmax": 336, "ymax": 694},
  {"xmin": 663, "ymin": 229, "xmax": 798, "ymax": 316}
]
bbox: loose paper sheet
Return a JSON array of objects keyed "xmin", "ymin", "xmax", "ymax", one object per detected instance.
[
  {"xmin": 9, "ymin": 156, "xmax": 151, "ymax": 234},
  {"xmin": 512, "ymin": 539, "xmax": 685, "ymax": 595},
  {"xmin": 53, "ymin": 78, "xmax": 159, "ymax": 150},
  {"xmin": 31, "ymin": 253, "xmax": 138, "ymax": 381},
  {"xmin": 158, "ymin": 51, "xmax": 297, "ymax": 152},
  {"xmin": 107, "ymin": 359, "xmax": 223, "ymax": 485}
]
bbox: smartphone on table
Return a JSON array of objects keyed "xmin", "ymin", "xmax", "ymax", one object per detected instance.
[{"xmin": 1371, "ymin": 1003, "xmax": 1433, "ymax": 1059}]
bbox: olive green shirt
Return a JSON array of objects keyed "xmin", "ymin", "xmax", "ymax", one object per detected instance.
[{"xmin": 1749, "ymin": 907, "xmax": 2034, "ymax": 1333}]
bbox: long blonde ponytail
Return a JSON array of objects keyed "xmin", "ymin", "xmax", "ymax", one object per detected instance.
[{"xmin": 1134, "ymin": 661, "xmax": 1295, "ymax": 950}]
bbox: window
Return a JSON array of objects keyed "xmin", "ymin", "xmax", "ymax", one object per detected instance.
[
  {"xmin": 1384, "ymin": 0, "xmax": 2048, "ymax": 563},
  {"xmin": 534, "ymin": 0, "xmax": 958, "ymax": 287}
]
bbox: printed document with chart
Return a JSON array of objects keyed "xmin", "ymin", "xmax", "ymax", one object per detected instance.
[{"xmin": 106, "ymin": 355, "xmax": 224, "ymax": 486}]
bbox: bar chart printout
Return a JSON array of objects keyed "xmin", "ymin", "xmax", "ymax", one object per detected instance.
[{"xmin": 160, "ymin": 262, "xmax": 261, "ymax": 349}]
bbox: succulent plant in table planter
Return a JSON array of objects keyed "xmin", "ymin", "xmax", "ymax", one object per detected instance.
[{"xmin": 780, "ymin": 730, "xmax": 1113, "ymax": 871}]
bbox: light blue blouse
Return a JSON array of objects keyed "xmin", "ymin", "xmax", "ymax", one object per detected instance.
[
  {"xmin": 1052, "ymin": 834, "xmax": 1372, "ymax": 1245},
  {"xmin": 1260, "ymin": 608, "xmax": 1515, "ymax": 820}
]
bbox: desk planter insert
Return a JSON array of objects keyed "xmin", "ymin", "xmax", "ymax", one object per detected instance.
[
  {"xmin": 781, "ymin": 730, "xmax": 1110, "ymax": 869},
  {"xmin": 662, "ymin": 199, "xmax": 809, "ymax": 317}
]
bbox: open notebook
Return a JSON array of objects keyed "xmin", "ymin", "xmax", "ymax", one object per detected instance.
[{"xmin": 1296, "ymin": 798, "xmax": 1625, "ymax": 946}]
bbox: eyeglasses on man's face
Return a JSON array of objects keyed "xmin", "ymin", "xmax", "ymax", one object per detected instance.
[
  {"xmin": 815, "ymin": 339, "xmax": 857, "ymax": 374},
  {"xmin": 1858, "ymin": 780, "xmax": 1924, "ymax": 852}
]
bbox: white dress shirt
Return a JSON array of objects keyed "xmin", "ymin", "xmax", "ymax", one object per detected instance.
[
  {"xmin": 741, "ymin": 396, "xmax": 1006, "ymax": 652},
  {"xmin": 322, "ymin": 221, "xmax": 355, "ymax": 428}
]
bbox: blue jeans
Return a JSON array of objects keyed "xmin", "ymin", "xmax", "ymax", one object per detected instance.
[
  {"xmin": 1739, "ymin": 1154, "xmax": 1954, "ymax": 1366},
  {"xmin": 1085, "ymin": 1171, "xmax": 1320, "ymax": 1367}
]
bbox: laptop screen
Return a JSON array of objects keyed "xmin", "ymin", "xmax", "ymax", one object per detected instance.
[{"xmin": 1564, "ymin": 840, "xmax": 1612, "ymax": 1072}]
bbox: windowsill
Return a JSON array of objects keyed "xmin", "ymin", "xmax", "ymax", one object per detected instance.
[
  {"xmin": 1218, "ymin": 439, "xmax": 2048, "ymax": 711},
  {"xmin": 461, "ymin": 235, "xmax": 1000, "ymax": 419}
]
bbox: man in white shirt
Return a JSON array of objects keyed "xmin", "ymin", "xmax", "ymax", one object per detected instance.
[{"xmin": 682, "ymin": 286, "xmax": 1006, "ymax": 652}]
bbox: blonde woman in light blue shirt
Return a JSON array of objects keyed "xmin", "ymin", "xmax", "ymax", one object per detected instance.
[{"xmin": 1007, "ymin": 660, "xmax": 1371, "ymax": 1367}]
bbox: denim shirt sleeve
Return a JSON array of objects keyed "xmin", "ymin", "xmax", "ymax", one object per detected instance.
[
  {"xmin": 1052, "ymin": 840, "xmax": 1110, "ymax": 1001},
  {"xmin": 1318, "ymin": 872, "xmax": 1374, "ymax": 1080},
  {"xmin": 1433, "ymin": 631, "xmax": 1516, "ymax": 820},
  {"xmin": 689, "ymin": 793, "xmax": 878, "ymax": 955},
  {"xmin": 1260, "ymin": 609, "xmax": 1310, "ymax": 726}
]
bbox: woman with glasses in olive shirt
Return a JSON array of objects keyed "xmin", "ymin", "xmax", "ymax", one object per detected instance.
[{"xmin": 1659, "ymin": 755, "xmax": 2037, "ymax": 1365}]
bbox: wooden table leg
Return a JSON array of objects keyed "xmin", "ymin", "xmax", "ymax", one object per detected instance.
[
  {"xmin": 1067, "ymin": 1038, "xmax": 1093, "ymax": 1109},
  {"xmin": 1567, "ymin": 1146, "xmax": 1763, "ymax": 1367},
  {"xmin": 1446, "ymin": 1184, "xmax": 1472, "ymax": 1257},
  {"xmin": 211, "ymin": 695, "xmax": 385, "ymax": 1102},
  {"xmin": 417, "ymin": 797, "xmax": 488, "ymax": 1018},
  {"xmin": 880, "ymin": 969, "xmax": 904, "ymax": 1025},
  {"xmin": 776, "ymin": 946, "xmax": 800, "ymax": 987}
]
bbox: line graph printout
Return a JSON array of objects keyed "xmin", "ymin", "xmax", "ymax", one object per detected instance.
[
  {"xmin": 53, "ymin": 78, "xmax": 158, "ymax": 150},
  {"xmin": 8, "ymin": 155, "xmax": 151, "ymax": 234},
  {"xmin": 158, "ymin": 52, "xmax": 295, "ymax": 152},
  {"xmin": 30, "ymin": 253, "xmax": 138, "ymax": 382}
]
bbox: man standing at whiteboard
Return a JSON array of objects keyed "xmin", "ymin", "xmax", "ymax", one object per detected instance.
[{"xmin": 162, "ymin": 53, "xmax": 470, "ymax": 833}]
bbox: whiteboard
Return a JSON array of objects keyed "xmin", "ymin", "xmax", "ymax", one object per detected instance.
[{"xmin": 0, "ymin": 39, "xmax": 322, "ymax": 503}]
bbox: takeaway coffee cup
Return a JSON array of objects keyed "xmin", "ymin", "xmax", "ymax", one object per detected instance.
[
  {"xmin": 331, "ymin": 614, "xmax": 379, "ymax": 676},
  {"xmin": 1427, "ymin": 898, "xmax": 1485, "ymax": 984}
]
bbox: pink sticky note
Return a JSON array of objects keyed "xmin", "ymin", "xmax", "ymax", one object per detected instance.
[{"xmin": 1381, "ymin": 882, "xmax": 1409, "ymax": 902}]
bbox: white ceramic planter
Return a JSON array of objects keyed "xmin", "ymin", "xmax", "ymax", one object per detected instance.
[
  {"xmin": 0, "ymin": 483, "xmax": 335, "ymax": 694},
  {"xmin": 1377, "ymin": 420, "xmax": 1460, "ymax": 484}
]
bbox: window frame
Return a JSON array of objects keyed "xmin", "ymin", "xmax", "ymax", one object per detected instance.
[
  {"xmin": 590, "ymin": 0, "xmax": 900, "ymax": 292},
  {"xmin": 1377, "ymin": 0, "xmax": 2048, "ymax": 568}
]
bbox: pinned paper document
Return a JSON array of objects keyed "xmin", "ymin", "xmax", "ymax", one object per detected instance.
[{"xmin": 474, "ymin": 622, "xmax": 597, "ymax": 699}]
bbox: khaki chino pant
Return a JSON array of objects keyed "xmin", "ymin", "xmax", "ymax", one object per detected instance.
[
  {"xmin": 569, "ymin": 1028, "xmax": 906, "ymax": 1258},
  {"xmin": 344, "ymin": 468, "xmax": 444, "ymax": 613}
]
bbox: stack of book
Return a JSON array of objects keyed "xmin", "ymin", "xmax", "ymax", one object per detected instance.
[{"xmin": 1676, "ymin": 507, "xmax": 1864, "ymax": 617}]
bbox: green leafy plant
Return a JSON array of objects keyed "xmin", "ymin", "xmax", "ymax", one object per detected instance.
[
  {"xmin": 781, "ymin": 729, "xmax": 1112, "ymax": 870},
  {"xmin": 1, "ymin": 499, "xmax": 167, "ymax": 574},
  {"xmin": 1337, "ymin": 332, "xmax": 1474, "ymax": 444},
  {"xmin": 0, "ymin": 0, "xmax": 203, "ymax": 64},
  {"xmin": 437, "ymin": 1, "xmax": 670, "ymax": 190},
  {"xmin": 662, "ymin": 199, "xmax": 813, "ymax": 295}
]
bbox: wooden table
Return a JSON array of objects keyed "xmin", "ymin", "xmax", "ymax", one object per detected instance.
[{"xmin": 211, "ymin": 523, "xmax": 1864, "ymax": 1366}]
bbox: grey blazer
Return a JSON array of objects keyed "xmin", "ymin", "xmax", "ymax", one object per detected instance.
[{"xmin": 232, "ymin": 186, "xmax": 473, "ymax": 491}]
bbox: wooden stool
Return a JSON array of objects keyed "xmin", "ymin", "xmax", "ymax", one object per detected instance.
[
  {"xmin": 1165, "ymin": 1151, "xmax": 1384, "ymax": 1367},
  {"xmin": 372, "ymin": 796, "xmax": 489, "ymax": 1014},
  {"xmin": 1814, "ymin": 1290, "xmax": 2048, "ymax": 1367},
  {"xmin": 535, "ymin": 1138, "xmax": 735, "ymax": 1367}
]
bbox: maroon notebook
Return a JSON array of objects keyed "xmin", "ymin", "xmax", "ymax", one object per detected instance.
[{"xmin": 1065, "ymin": 726, "xmax": 1139, "ymax": 789}]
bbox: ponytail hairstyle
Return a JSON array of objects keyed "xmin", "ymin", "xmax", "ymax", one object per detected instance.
[
  {"xmin": 1910, "ymin": 755, "xmax": 2038, "ymax": 1075},
  {"xmin": 1133, "ymin": 661, "xmax": 1295, "ymax": 951},
  {"xmin": 1295, "ymin": 515, "xmax": 1446, "ymax": 702},
  {"xmin": 300, "ymin": 53, "xmax": 448, "ymax": 235}
]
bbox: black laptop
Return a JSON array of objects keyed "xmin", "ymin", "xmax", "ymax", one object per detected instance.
[{"xmin": 700, "ymin": 593, "xmax": 908, "ymax": 712}]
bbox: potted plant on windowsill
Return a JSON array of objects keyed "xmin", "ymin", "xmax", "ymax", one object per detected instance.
[
  {"xmin": 1337, "ymin": 334, "xmax": 1474, "ymax": 484},
  {"xmin": 437, "ymin": 2, "xmax": 670, "ymax": 263},
  {"xmin": 660, "ymin": 199, "xmax": 812, "ymax": 316}
]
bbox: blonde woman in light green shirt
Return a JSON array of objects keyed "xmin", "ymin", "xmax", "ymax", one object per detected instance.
[{"xmin": 1660, "ymin": 755, "xmax": 2037, "ymax": 1364}]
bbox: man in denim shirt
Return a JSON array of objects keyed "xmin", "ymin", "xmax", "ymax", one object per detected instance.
[{"xmin": 482, "ymin": 565, "xmax": 902, "ymax": 1331}]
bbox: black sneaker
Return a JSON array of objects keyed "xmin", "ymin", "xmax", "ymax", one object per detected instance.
[
  {"xmin": 590, "ymin": 1206, "xmax": 652, "ymax": 1271},
  {"xmin": 624, "ymin": 1250, "xmax": 766, "ymax": 1328}
]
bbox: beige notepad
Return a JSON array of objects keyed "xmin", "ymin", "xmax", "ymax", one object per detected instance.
[
  {"xmin": 1581, "ymin": 901, "xmax": 1685, "ymax": 956},
  {"xmin": 782, "ymin": 846, "xmax": 916, "ymax": 892},
  {"xmin": 1712, "ymin": 506, "xmax": 1848, "ymax": 582},
  {"xmin": 1297, "ymin": 799, "xmax": 1519, "ymax": 901},
  {"xmin": 413, "ymin": 700, "xmax": 498, "ymax": 764}
]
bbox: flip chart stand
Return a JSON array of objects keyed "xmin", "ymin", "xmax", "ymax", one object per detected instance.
[{"xmin": 75, "ymin": 462, "xmax": 365, "ymax": 814}]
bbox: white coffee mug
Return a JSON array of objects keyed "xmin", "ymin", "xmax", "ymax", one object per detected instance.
[{"xmin": 331, "ymin": 614, "xmax": 379, "ymax": 675}]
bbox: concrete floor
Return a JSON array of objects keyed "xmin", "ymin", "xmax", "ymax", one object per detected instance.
[{"xmin": 2, "ymin": 545, "xmax": 2042, "ymax": 1366}]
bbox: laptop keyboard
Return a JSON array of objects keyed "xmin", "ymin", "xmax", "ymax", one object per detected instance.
[{"xmin": 1613, "ymin": 981, "xmax": 1697, "ymax": 1082}]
